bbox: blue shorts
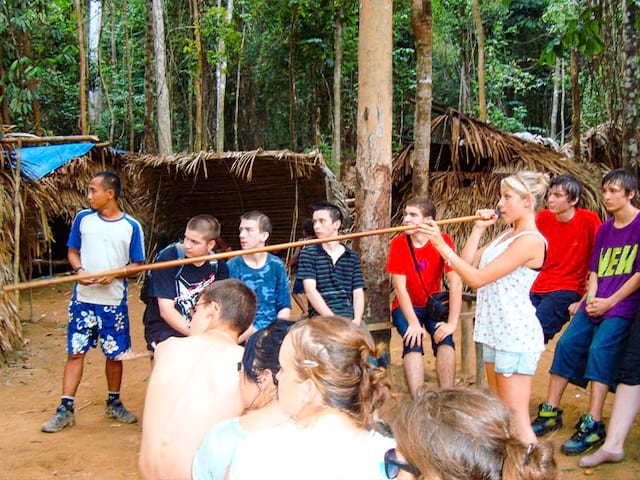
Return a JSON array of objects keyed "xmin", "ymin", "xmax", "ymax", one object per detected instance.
[
  {"xmin": 550, "ymin": 309, "xmax": 630, "ymax": 389},
  {"xmin": 292, "ymin": 278, "xmax": 305, "ymax": 295},
  {"xmin": 67, "ymin": 300, "xmax": 132, "ymax": 359},
  {"xmin": 392, "ymin": 306, "xmax": 455, "ymax": 357},
  {"xmin": 530, "ymin": 290, "xmax": 581, "ymax": 343},
  {"xmin": 482, "ymin": 345, "xmax": 540, "ymax": 376}
]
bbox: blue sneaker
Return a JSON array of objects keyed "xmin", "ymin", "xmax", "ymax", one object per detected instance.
[
  {"xmin": 561, "ymin": 413, "xmax": 606, "ymax": 456},
  {"xmin": 531, "ymin": 401, "xmax": 563, "ymax": 437},
  {"xmin": 41, "ymin": 405, "xmax": 75, "ymax": 433},
  {"xmin": 105, "ymin": 399, "xmax": 137, "ymax": 424}
]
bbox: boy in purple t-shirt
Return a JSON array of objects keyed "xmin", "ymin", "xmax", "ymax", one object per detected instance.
[{"xmin": 531, "ymin": 168, "xmax": 640, "ymax": 456}]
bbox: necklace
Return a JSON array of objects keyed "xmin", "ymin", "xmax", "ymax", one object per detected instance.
[{"xmin": 208, "ymin": 329, "xmax": 236, "ymax": 343}]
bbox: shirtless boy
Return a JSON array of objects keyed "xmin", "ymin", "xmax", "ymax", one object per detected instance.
[{"xmin": 138, "ymin": 279, "xmax": 257, "ymax": 480}]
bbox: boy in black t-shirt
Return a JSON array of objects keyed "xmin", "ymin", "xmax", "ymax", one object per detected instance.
[{"xmin": 142, "ymin": 215, "xmax": 229, "ymax": 349}]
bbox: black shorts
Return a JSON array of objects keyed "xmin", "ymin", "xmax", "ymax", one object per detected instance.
[{"xmin": 617, "ymin": 314, "xmax": 640, "ymax": 386}]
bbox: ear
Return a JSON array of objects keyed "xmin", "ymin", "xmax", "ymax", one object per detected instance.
[
  {"xmin": 207, "ymin": 239, "xmax": 217, "ymax": 252},
  {"xmin": 300, "ymin": 378, "xmax": 322, "ymax": 405},
  {"xmin": 524, "ymin": 193, "xmax": 534, "ymax": 209},
  {"xmin": 207, "ymin": 301, "xmax": 221, "ymax": 323},
  {"xmin": 257, "ymin": 368, "xmax": 274, "ymax": 389},
  {"xmin": 569, "ymin": 197, "xmax": 579, "ymax": 208}
]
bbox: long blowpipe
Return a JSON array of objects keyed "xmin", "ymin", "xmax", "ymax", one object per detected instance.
[{"xmin": 3, "ymin": 214, "xmax": 482, "ymax": 292}]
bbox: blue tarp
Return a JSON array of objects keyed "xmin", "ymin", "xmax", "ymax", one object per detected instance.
[{"xmin": 9, "ymin": 143, "xmax": 95, "ymax": 180}]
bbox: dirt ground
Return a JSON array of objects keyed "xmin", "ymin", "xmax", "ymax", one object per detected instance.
[{"xmin": 1, "ymin": 284, "xmax": 639, "ymax": 479}]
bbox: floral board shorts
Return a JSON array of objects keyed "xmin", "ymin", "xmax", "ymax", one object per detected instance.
[{"xmin": 67, "ymin": 300, "xmax": 131, "ymax": 359}]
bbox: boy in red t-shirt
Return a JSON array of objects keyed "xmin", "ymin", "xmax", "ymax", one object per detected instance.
[
  {"xmin": 386, "ymin": 197, "xmax": 463, "ymax": 397},
  {"xmin": 530, "ymin": 175, "xmax": 601, "ymax": 343}
]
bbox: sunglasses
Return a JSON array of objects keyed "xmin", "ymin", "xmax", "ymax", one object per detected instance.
[
  {"xmin": 384, "ymin": 448, "xmax": 420, "ymax": 479},
  {"xmin": 190, "ymin": 300, "xmax": 213, "ymax": 316}
]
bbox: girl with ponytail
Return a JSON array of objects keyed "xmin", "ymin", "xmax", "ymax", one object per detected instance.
[
  {"xmin": 389, "ymin": 387, "xmax": 557, "ymax": 480},
  {"xmin": 229, "ymin": 316, "xmax": 395, "ymax": 480}
]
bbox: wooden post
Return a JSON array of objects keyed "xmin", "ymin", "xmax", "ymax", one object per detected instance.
[
  {"xmin": 12, "ymin": 139, "xmax": 23, "ymax": 309},
  {"xmin": 475, "ymin": 342, "xmax": 486, "ymax": 386},
  {"xmin": 459, "ymin": 293, "xmax": 475, "ymax": 376}
]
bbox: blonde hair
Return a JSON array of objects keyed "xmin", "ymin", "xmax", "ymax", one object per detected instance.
[
  {"xmin": 392, "ymin": 387, "xmax": 557, "ymax": 480},
  {"xmin": 287, "ymin": 316, "xmax": 394, "ymax": 429},
  {"xmin": 502, "ymin": 171, "xmax": 549, "ymax": 210}
]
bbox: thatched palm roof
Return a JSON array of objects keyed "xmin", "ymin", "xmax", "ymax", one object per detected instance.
[
  {"xmin": 559, "ymin": 121, "xmax": 625, "ymax": 169},
  {"xmin": 393, "ymin": 108, "xmax": 609, "ymax": 248},
  {"xmin": 125, "ymin": 148, "xmax": 333, "ymax": 255}
]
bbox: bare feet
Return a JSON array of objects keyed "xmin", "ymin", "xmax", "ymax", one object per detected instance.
[
  {"xmin": 579, "ymin": 448, "xmax": 624, "ymax": 468},
  {"xmin": 114, "ymin": 351, "xmax": 153, "ymax": 361}
]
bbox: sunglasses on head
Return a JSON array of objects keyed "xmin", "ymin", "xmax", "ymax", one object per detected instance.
[{"xmin": 384, "ymin": 448, "xmax": 420, "ymax": 479}]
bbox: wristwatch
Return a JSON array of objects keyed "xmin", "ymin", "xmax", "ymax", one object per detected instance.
[{"xmin": 72, "ymin": 266, "xmax": 83, "ymax": 274}]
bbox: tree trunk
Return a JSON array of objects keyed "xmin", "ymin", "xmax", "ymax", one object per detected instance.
[
  {"xmin": 332, "ymin": 6, "xmax": 344, "ymax": 173},
  {"xmin": 192, "ymin": 0, "xmax": 204, "ymax": 151},
  {"xmin": 571, "ymin": 48, "xmax": 581, "ymax": 161},
  {"xmin": 234, "ymin": 23, "xmax": 246, "ymax": 151},
  {"xmin": 561, "ymin": 59, "xmax": 566, "ymax": 145},
  {"xmin": 215, "ymin": 0, "xmax": 234, "ymax": 152},
  {"xmin": 123, "ymin": 0, "xmax": 135, "ymax": 151},
  {"xmin": 110, "ymin": 0, "xmax": 117, "ymax": 66},
  {"xmin": 143, "ymin": 0, "xmax": 157, "ymax": 154},
  {"xmin": 75, "ymin": 0, "xmax": 88, "ymax": 135},
  {"xmin": 410, "ymin": 0, "xmax": 433, "ymax": 197},
  {"xmin": 550, "ymin": 57, "xmax": 561, "ymax": 139},
  {"xmin": 621, "ymin": 0, "xmax": 638, "ymax": 169},
  {"xmin": 355, "ymin": 0, "xmax": 393, "ymax": 345},
  {"xmin": 471, "ymin": 0, "xmax": 486, "ymax": 122},
  {"xmin": 458, "ymin": 26, "xmax": 470, "ymax": 113},
  {"xmin": 0, "ymin": 63, "xmax": 9, "ymax": 124},
  {"xmin": 97, "ymin": 6, "xmax": 115, "ymax": 141},
  {"xmin": 153, "ymin": 0, "xmax": 172, "ymax": 156},
  {"xmin": 288, "ymin": 9, "xmax": 297, "ymax": 151},
  {"xmin": 21, "ymin": 33, "xmax": 42, "ymax": 135}
]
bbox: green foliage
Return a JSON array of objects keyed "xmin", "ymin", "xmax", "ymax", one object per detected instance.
[
  {"xmin": 0, "ymin": 0, "xmax": 630, "ymax": 152},
  {"xmin": 540, "ymin": 6, "xmax": 605, "ymax": 66}
]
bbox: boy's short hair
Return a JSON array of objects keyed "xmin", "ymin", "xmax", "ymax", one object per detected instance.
[
  {"xmin": 312, "ymin": 202, "xmax": 344, "ymax": 223},
  {"xmin": 186, "ymin": 215, "xmax": 221, "ymax": 242},
  {"xmin": 198, "ymin": 279, "xmax": 257, "ymax": 334},
  {"xmin": 602, "ymin": 168, "xmax": 638, "ymax": 195},
  {"xmin": 550, "ymin": 174, "xmax": 583, "ymax": 205},
  {"xmin": 405, "ymin": 197, "xmax": 436, "ymax": 219},
  {"xmin": 240, "ymin": 211, "xmax": 272, "ymax": 236},
  {"xmin": 95, "ymin": 171, "xmax": 121, "ymax": 199}
]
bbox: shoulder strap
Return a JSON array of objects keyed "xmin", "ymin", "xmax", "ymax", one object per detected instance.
[
  {"xmin": 405, "ymin": 235, "xmax": 431, "ymax": 298},
  {"xmin": 510, "ymin": 231, "xmax": 547, "ymax": 245}
]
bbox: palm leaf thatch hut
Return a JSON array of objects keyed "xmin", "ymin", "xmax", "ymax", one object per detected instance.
[
  {"xmin": 560, "ymin": 121, "xmax": 629, "ymax": 169},
  {"xmin": 393, "ymin": 108, "xmax": 609, "ymax": 248},
  {"xmin": 0, "ymin": 138, "xmax": 140, "ymax": 361},
  {"xmin": 125, "ymin": 148, "xmax": 333, "ymax": 257}
]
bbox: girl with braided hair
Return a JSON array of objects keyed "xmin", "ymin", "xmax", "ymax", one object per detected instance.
[
  {"xmin": 388, "ymin": 387, "xmax": 557, "ymax": 480},
  {"xmin": 229, "ymin": 316, "xmax": 395, "ymax": 480}
]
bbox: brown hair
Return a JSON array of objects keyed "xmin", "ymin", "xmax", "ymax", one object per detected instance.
[
  {"xmin": 287, "ymin": 316, "xmax": 394, "ymax": 429},
  {"xmin": 186, "ymin": 214, "xmax": 221, "ymax": 242},
  {"xmin": 240, "ymin": 211, "xmax": 273, "ymax": 236},
  {"xmin": 198, "ymin": 279, "xmax": 257, "ymax": 334},
  {"xmin": 405, "ymin": 197, "xmax": 436, "ymax": 219},
  {"xmin": 392, "ymin": 387, "xmax": 557, "ymax": 480}
]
